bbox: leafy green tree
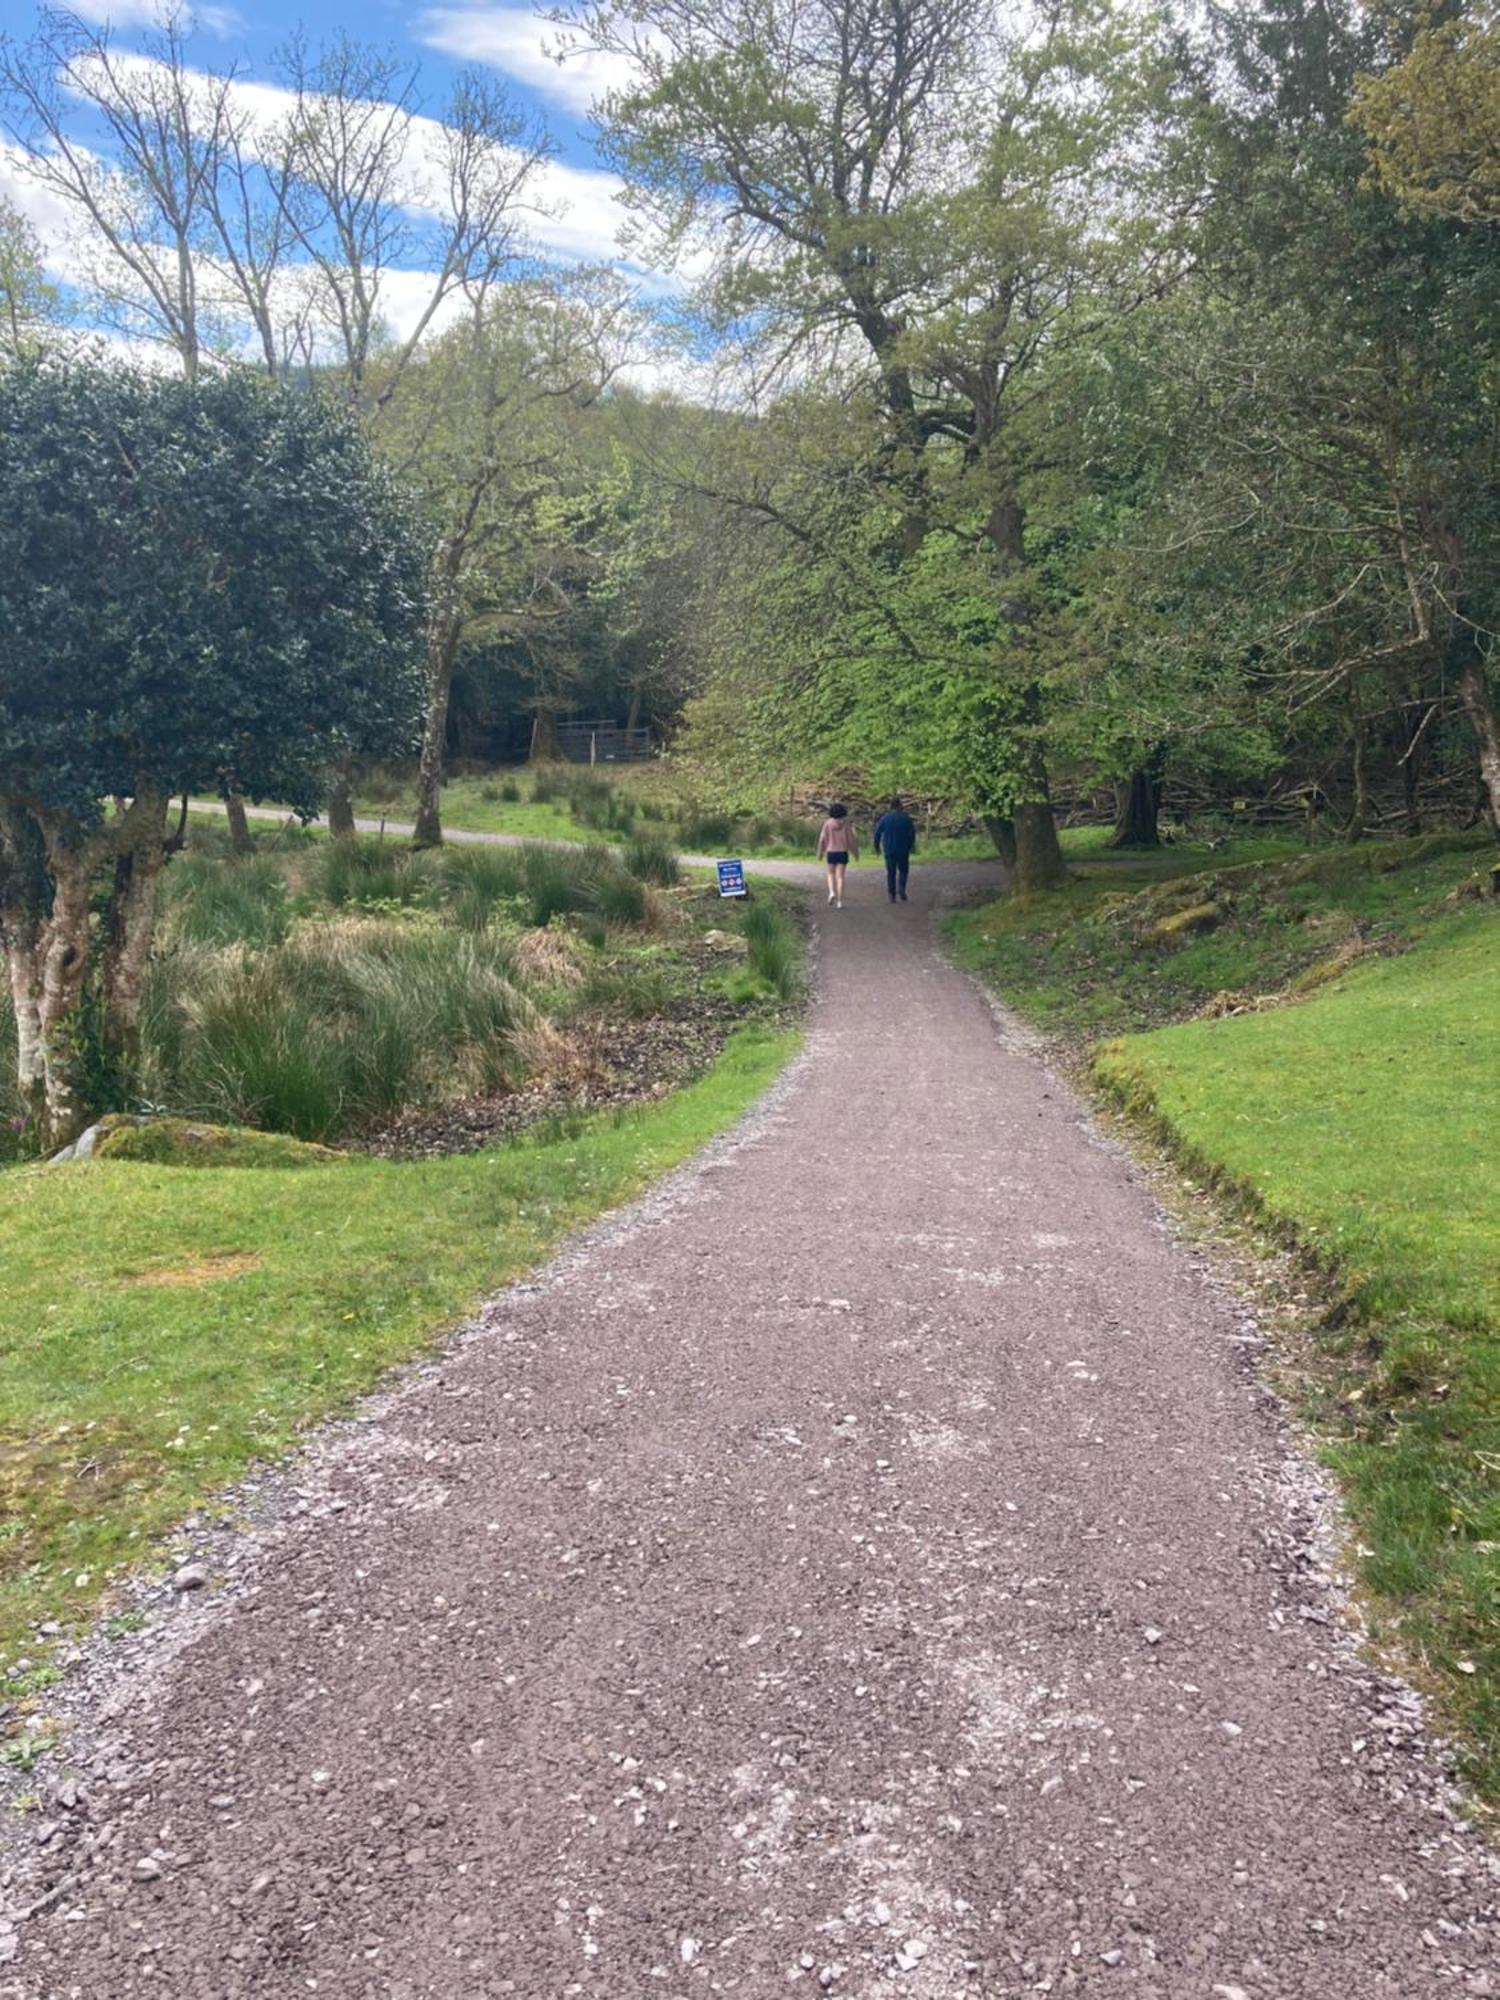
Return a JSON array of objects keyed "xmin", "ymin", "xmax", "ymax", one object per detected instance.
[
  {"xmin": 375, "ymin": 275, "xmax": 639, "ymax": 845},
  {"xmin": 0, "ymin": 360, "xmax": 430, "ymax": 1148},
  {"xmin": 1354, "ymin": 5, "xmax": 1500, "ymax": 223},
  {"xmin": 0, "ymin": 194, "xmax": 60, "ymax": 358},
  {"xmin": 574, "ymin": 0, "xmax": 1172, "ymax": 886}
]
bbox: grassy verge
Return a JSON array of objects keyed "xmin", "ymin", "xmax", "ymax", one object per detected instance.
[
  {"xmin": 948, "ymin": 830, "xmax": 1500, "ymax": 1806},
  {"xmin": 289, "ymin": 763, "xmax": 1006, "ymax": 862},
  {"xmin": 0, "ymin": 1023, "xmax": 797, "ymax": 1681}
]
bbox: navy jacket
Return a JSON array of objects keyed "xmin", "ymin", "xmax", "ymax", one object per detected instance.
[{"xmin": 874, "ymin": 809, "xmax": 917, "ymax": 860}]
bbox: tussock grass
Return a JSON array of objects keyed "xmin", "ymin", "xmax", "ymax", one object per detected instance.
[
  {"xmin": 739, "ymin": 899, "xmax": 800, "ymax": 1000},
  {"xmin": 317, "ymin": 838, "xmax": 437, "ymax": 910},
  {"xmin": 623, "ymin": 832, "xmax": 681, "ymax": 885},
  {"xmin": 163, "ymin": 853, "xmax": 293, "ymax": 950},
  {"xmin": 144, "ymin": 924, "xmax": 536, "ymax": 1141}
]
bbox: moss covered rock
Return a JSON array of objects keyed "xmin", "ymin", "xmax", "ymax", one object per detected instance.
[
  {"xmin": 86, "ymin": 1116, "xmax": 345, "ymax": 1169},
  {"xmin": 1146, "ymin": 901, "xmax": 1221, "ymax": 946}
]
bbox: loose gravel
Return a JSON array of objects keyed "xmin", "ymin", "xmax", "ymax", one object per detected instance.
[{"xmin": 4, "ymin": 862, "xmax": 1496, "ymax": 1999}]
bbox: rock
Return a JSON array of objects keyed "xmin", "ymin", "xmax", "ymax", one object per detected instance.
[
  {"xmin": 133, "ymin": 1857, "xmax": 162, "ymax": 1882},
  {"xmin": 1146, "ymin": 900, "xmax": 1219, "ymax": 946},
  {"xmin": 170, "ymin": 1564, "xmax": 208, "ymax": 1593},
  {"xmin": 1100, "ymin": 1949, "xmax": 1123, "ymax": 1966},
  {"xmin": 680, "ymin": 1937, "xmax": 700, "ymax": 1965},
  {"xmin": 1142, "ymin": 1627, "xmax": 1163, "ymax": 1646}
]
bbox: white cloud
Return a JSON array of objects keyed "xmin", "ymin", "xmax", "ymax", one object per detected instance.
[
  {"xmin": 64, "ymin": 0, "xmax": 242, "ymax": 33},
  {"xmin": 416, "ymin": 7, "xmax": 638, "ymax": 120}
]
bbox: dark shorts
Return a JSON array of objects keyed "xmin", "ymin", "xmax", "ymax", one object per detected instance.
[{"xmin": 825, "ymin": 850, "xmax": 849, "ymax": 866}]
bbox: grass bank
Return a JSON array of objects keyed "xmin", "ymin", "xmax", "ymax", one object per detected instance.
[
  {"xmin": 948, "ymin": 830, "xmax": 1500, "ymax": 1805},
  {"xmin": 0, "ymin": 1022, "xmax": 797, "ymax": 1686}
]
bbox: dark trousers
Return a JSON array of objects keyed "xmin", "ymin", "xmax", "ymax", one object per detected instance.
[{"xmin": 884, "ymin": 854, "xmax": 910, "ymax": 898}]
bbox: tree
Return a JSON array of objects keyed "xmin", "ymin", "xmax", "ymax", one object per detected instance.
[
  {"xmin": 0, "ymin": 360, "xmax": 430, "ymax": 1150},
  {"xmin": 0, "ymin": 194, "xmax": 61, "ymax": 357},
  {"xmin": 376, "ymin": 274, "xmax": 638, "ymax": 846},
  {"xmin": 1353, "ymin": 6, "xmax": 1500, "ymax": 223},
  {"xmin": 571, "ymin": 0, "xmax": 1170, "ymax": 887}
]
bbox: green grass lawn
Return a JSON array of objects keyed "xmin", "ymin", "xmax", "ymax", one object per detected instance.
[
  {"xmin": 0, "ymin": 1024, "xmax": 796, "ymax": 1681},
  {"xmin": 355, "ymin": 773, "xmax": 615, "ymax": 844},
  {"xmin": 949, "ymin": 829, "xmax": 1500, "ymax": 1805},
  {"xmin": 1095, "ymin": 911, "xmax": 1500, "ymax": 1798}
]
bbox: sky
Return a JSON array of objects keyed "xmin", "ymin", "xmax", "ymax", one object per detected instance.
[{"xmin": 0, "ymin": 0, "xmax": 681, "ymax": 361}]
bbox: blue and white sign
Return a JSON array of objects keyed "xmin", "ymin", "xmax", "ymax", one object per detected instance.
[{"xmin": 716, "ymin": 858, "xmax": 748, "ymax": 898}]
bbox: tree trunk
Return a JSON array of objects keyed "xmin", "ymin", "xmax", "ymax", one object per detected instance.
[
  {"xmin": 983, "ymin": 815, "xmax": 1017, "ymax": 870},
  {"xmin": 1346, "ymin": 715, "xmax": 1370, "ymax": 843},
  {"xmin": 1456, "ymin": 647, "xmax": 1500, "ymax": 836},
  {"xmin": 1400, "ymin": 697, "xmax": 1429, "ymax": 835},
  {"xmin": 0, "ymin": 802, "xmax": 47, "ymax": 1136},
  {"xmin": 100, "ymin": 790, "xmax": 168, "ymax": 1081},
  {"xmin": 1012, "ymin": 801, "xmax": 1068, "ymax": 893},
  {"xmin": 412, "ymin": 618, "xmax": 461, "ymax": 849},
  {"xmin": 33, "ymin": 828, "xmax": 99, "ymax": 1152},
  {"xmin": 983, "ymin": 495, "xmax": 1066, "ymax": 890},
  {"xmin": 531, "ymin": 709, "xmax": 562, "ymax": 763},
  {"xmin": 223, "ymin": 788, "xmax": 253, "ymax": 854},
  {"xmin": 327, "ymin": 760, "xmax": 357, "ymax": 839},
  {"xmin": 1111, "ymin": 751, "xmax": 1165, "ymax": 849}
]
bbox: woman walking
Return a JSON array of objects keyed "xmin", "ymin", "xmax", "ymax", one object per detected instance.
[{"xmin": 816, "ymin": 801, "xmax": 857, "ymax": 907}]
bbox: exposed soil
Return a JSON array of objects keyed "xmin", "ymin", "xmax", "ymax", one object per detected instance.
[
  {"xmin": 361, "ymin": 1000, "xmax": 767, "ymax": 1161},
  {"xmin": 3, "ymin": 860, "xmax": 1496, "ymax": 1998}
]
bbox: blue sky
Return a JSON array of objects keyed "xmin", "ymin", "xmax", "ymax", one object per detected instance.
[{"xmin": 0, "ymin": 0, "xmax": 665, "ymax": 315}]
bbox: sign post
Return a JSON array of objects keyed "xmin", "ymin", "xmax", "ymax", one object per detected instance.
[{"xmin": 715, "ymin": 858, "xmax": 748, "ymax": 899}]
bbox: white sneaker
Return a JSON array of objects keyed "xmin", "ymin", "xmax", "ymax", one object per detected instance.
[
  {"xmin": 827, "ymin": 889, "xmax": 835, "ymax": 903},
  {"xmin": 836, "ymin": 898, "xmax": 843, "ymax": 908}
]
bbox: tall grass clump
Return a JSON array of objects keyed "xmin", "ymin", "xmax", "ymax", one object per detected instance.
[
  {"xmin": 740, "ymin": 900, "xmax": 799, "ymax": 1000},
  {"xmin": 318, "ymin": 837, "xmax": 436, "ymax": 909},
  {"xmin": 623, "ymin": 832, "xmax": 680, "ymax": 885},
  {"xmin": 164, "ymin": 852, "xmax": 293, "ymax": 950},
  {"xmin": 442, "ymin": 846, "xmax": 524, "ymax": 929},
  {"xmin": 515, "ymin": 845, "xmax": 647, "ymax": 928},
  {"xmin": 680, "ymin": 810, "xmax": 737, "ymax": 852},
  {"xmin": 145, "ymin": 924, "xmax": 538, "ymax": 1140}
]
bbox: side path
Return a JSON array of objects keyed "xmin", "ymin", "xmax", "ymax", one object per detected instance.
[{"xmin": 14, "ymin": 874, "xmax": 1497, "ymax": 1998}]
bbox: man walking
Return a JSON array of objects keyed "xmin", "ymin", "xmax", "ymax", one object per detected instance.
[{"xmin": 874, "ymin": 795, "xmax": 918, "ymax": 902}]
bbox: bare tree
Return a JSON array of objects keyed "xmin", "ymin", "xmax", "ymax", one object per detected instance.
[
  {"xmin": 275, "ymin": 35, "xmax": 551, "ymax": 404},
  {"xmin": 0, "ymin": 6, "xmax": 243, "ymax": 374}
]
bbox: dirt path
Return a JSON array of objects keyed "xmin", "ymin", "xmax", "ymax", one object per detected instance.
[{"xmin": 10, "ymin": 868, "xmax": 1496, "ymax": 1998}]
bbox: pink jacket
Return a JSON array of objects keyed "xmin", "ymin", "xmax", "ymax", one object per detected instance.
[{"xmin": 816, "ymin": 816, "xmax": 857, "ymax": 858}]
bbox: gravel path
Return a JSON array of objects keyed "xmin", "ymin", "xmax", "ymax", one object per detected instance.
[{"xmin": 9, "ymin": 867, "xmax": 1497, "ymax": 1999}]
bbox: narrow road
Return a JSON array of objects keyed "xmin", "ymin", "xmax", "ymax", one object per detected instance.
[{"xmin": 13, "ymin": 872, "xmax": 1496, "ymax": 1998}]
